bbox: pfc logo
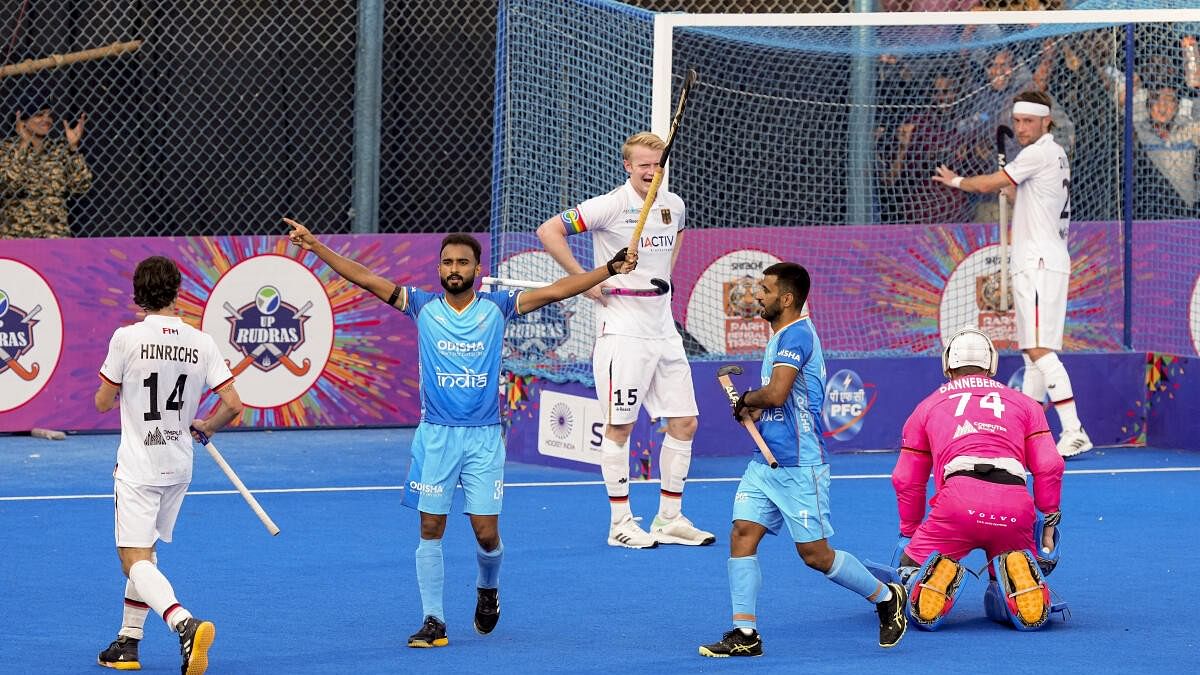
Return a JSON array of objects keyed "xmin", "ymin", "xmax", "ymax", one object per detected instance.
[
  {"xmin": 223, "ymin": 285, "xmax": 312, "ymax": 377},
  {"xmin": 822, "ymin": 368, "xmax": 878, "ymax": 442},
  {"xmin": 202, "ymin": 254, "xmax": 333, "ymax": 409},
  {"xmin": 0, "ymin": 259, "xmax": 64, "ymax": 413}
]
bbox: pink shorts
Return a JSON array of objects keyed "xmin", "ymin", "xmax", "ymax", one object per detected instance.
[{"xmin": 905, "ymin": 475, "xmax": 1036, "ymax": 565}]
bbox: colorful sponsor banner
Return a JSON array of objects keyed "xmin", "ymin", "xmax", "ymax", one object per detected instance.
[
  {"xmin": 0, "ymin": 234, "xmax": 478, "ymax": 432},
  {"xmin": 506, "ymin": 353, "xmax": 1144, "ymax": 463}
]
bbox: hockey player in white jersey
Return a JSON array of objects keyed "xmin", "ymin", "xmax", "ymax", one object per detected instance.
[{"xmin": 94, "ymin": 255, "xmax": 243, "ymax": 675}]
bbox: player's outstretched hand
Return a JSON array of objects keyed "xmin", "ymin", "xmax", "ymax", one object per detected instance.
[
  {"xmin": 931, "ymin": 164, "xmax": 959, "ymax": 187},
  {"xmin": 284, "ymin": 217, "xmax": 319, "ymax": 250},
  {"xmin": 606, "ymin": 246, "xmax": 638, "ymax": 276}
]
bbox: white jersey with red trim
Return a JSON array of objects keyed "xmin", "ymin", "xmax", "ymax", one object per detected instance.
[
  {"xmin": 566, "ymin": 180, "xmax": 684, "ymax": 338},
  {"xmin": 99, "ymin": 314, "xmax": 234, "ymax": 486},
  {"xmin": 1003, "ymin": 132, "xmax": 1071, "ymax": 273}
]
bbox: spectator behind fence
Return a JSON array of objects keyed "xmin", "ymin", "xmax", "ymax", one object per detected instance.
[
  {"xmin": 0, "ymin": 104, "xmax": 92, "ymax": 238},
  {"xmin": 1130, "ymin": 81, "xmax": 1200, "ymax": 219}
]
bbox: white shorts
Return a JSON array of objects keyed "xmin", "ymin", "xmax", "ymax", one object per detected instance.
[
  {"xmin": 1012, "ymin": 267, "xmax": 1068, "ymax": 351},
  {"xmin": 592, "ymin": 333, "xmax": 699, "ymax": 425},
  {"xmin": 114, "ymin": 478, "xmax": 188, "ymax": 548}
]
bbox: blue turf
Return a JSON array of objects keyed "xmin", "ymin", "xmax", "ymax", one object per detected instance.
[{"xmin": 1, "ymin": 429, "xmax": 1197, "ymax": 674}]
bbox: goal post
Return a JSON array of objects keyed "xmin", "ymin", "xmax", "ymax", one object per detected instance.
[{"xmin": 494, "ymin": 0, "xmax": 1200, "ymax": 386}]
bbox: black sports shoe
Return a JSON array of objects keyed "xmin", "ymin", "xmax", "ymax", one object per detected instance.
[
  {"xmin": 474, "ymin": 587, "xmax": 500, "ymax": 635},
  {"xmin": 698, "ymin": 628, "xmax": 763, "ymax": 658},
  {"xmin": 408, "ymin": 615, "xmax": 449, "ymax": 648},
  {"xmin": 176, "ymin": 617, "xmax": 216, "ymax": 675},
  {"xmin": 876, "ymin": 582, "xmax": 908, "ymax": 648},
  {"xmin": 97, "ymin": 635, "xmax": 141, "ymax": 670}
]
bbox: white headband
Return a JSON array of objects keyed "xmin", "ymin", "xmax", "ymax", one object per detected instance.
[{"xmin": 1012, "ymin": 101, "xmax": 1050, "ymax": 117}]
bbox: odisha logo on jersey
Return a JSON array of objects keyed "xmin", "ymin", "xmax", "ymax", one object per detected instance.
[
  {"xmin": 0, "ymin": 290, "xmax": 41, "ymax": 381},
  {"xmin": 822, "ymin": 369, "xmax": 878, "ymax": 441},
  {"xmin": 224, "ymin": 285, "xmax": 312, "ymax": 376}
]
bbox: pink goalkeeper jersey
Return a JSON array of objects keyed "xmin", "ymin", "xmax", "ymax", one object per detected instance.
[{"xmin": 893, "ymin": 375, "xmax": 1064, "ymax": 536}]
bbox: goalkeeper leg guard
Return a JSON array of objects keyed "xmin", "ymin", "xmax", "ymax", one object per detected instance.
[
  {"xmin": 907, "ymin": 552, "xmax": 965, "ymax": 631},
  {"xmin": 988, "ymin": 550, "xmax": 1052, "ymax": 630}
]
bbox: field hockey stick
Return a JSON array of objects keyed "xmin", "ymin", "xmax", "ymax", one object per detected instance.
[
  {"xmin": 190, "ymin": 426, "xmax": 281, "ymax": 536},
  {"xmin": 628, "ymin": 69, "xmax": 698, "ymax": 252},
  {"xmin": 997, "ymin": 125, "xmax": 1014, "ymax": 312},
  {"xmin": 480, "ymin": 276, "xmax": 670, "ymax": 297},
  {"xmin": 716, "ymin": 365, "xmax": 779, "ymax": 469}
]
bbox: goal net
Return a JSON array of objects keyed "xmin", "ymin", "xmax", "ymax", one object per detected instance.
[{"xmin": 493, "ymin": 0, "xmax": 1200, "ymax": 384}]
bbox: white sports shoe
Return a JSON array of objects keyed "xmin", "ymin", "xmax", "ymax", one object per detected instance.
[
  {"xmin": 650, "ymin": 513, "xmax": 716, "ymax": 546},
  {"xmin": 1057, "ymin": 428, "xmax": 1093, "ymax": 458},
  {"xmin": 608, "ymin": 515, "xmax": 657, "ymax": 549}
]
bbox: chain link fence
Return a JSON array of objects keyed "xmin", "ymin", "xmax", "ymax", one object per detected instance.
[{"xmin": 0, "ymin": 0, "xmax": 1082, "ymax": 238}]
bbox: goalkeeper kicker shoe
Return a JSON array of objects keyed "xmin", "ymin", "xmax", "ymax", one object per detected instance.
[
  {"xmin": 474, "ymin": 587, "xmax": 500, "ymax": 635},
  {"xmin": 876, "ymin": 582, "xmax": 908, "ymax": 648},
  {"xmin": 1057, "ymin": 428, "xmax": 1093, "ymax": 458},
  {"xmin": 608, "ymin": 514, "xmax": 657, "ymax": 549},
  {"xmin": 408, "ymin": 615, "xmax": 449, "ymax": 648},
  {"xmin": 699, "ymin": 628, "xmax": 763, "ymax": 658},
  {"xmin": 97, "ymin": 635, "xmax": 140, "ymax": 670},
  {"xmin": 651, "ymin": 513, "xmax": 716, "ymax": 546},
  {"xmin": 176, "ymin": 617, "xmax": 215, "ymax": 675}
]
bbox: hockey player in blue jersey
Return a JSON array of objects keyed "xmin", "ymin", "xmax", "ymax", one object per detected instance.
[{"xmin": 285, "ymin": 218, "xmax": 636, "ymax": 648}]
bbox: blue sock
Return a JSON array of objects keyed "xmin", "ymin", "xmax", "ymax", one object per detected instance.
[
  {"xmin": 415, "ymin": 538, "xmax": 445, "ymax": 621},
  {"xmin": 729, "ymin": 556, "xmax": 761, "ymax": 630},
  {"xmin": 825, "ymin": 549, "xmax": 891, "ymax": 604},
  {"xmin": 476, "ymin": 541, "xmax": 503, "ymax": 589}
]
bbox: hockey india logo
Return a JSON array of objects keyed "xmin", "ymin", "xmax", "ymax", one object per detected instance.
[
  {"xmin": 0, "ymin": 259, "xmax": 64, "ymax": 412},
  {"xmin": 939, "ymin": 244, "xmax": 1016, "ymax": 350},
  {"xmin": 202, "ymin": 255, "xmax": 334, "ymax": 409},
  {"xmin": 548, "ymin": 402, "xmax": 574, "ymax": 440},
  {"xmin": 685, "ymin": 250, "xmax": 781, "ymax": 355},
  {"xmin": 821, "ymin": 368, "xmax": 878, "ymax": 442}
]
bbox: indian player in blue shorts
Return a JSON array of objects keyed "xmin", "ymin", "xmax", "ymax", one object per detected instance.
[
  {"xmin": 284, "ymin": 218, "xmax": 637, "ymax": 648},
  {"xmin": 699, "ymin": 262, "xmax": 908, "ymax": 657}
]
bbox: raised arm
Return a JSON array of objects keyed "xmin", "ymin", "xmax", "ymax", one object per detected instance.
[
  {"xmin": 517, "ymin": 247, "xmax": 636, "ymax": 314},
  {"xmin": 284, "ymin": 218, "xmax": 401, "ymax": 308}
]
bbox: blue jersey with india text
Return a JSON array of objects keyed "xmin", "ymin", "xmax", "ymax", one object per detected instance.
[
  {"xmin": 754, "ymin": 316, "xmax": 828, "ymax": 466},
  {"xmin": 402, "ymin": 287, "xmax": 521, "ymax": 426}
]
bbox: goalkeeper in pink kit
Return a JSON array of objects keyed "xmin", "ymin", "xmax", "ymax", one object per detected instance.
[{"xmin": 888, "ymin": 328, "xmax": 1065, "ymax": 631}]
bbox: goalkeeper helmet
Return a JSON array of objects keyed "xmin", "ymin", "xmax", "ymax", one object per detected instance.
[{"xmin": 942, "ymin": 327, "xmax": 998, "ymax": 378}]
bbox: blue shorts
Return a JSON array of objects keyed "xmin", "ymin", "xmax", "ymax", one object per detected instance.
[
  {"xmin": 731, "ymin": 461, "xmax": 834, "ymax": 543},
  {"xmin": 402, "ymin": 422, "xmax": 505, "ymax": 515}
]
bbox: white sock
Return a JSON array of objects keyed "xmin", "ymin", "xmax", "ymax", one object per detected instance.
[
  {"xmin": 128, "ymin": 559, "xmax": 191, "ymax": 631},
  {"xmin": 600, "ymin": 437, "xmax": 632, "ymax": 523},
  {"xmin": 118, "ymin": 578, "xmax": 150, "ymax": 640},
  {"xmin": 1021, "ymin": 354, "xmax": 1046, "ymax": 402},
  {"xmin": 657, "ymin": 434, "xmax": 692, "ymax": 519},
  {"xmin": 1036, "ymin": 352, "xmax": 1082, "ymax": 431}
]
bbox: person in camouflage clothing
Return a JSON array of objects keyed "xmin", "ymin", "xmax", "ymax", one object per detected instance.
[{"xmin": 0, "ymin": 106, "xmax": 92, "ymax": 238}]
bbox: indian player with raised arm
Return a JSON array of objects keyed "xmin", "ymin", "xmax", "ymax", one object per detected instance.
[
  {"xmin": 94, "ymin": 256, "xmax": 244, "ymax": 675},
  {"xmin": 933, "ymin": 90, "xmax": 1092, "ymax": 458},
  {"xmin": 890, "ymin": 328, "xmax": 1065, "ymax": 631},
  {"xmin": 699, "ymin": 263, "xmax": 908, "ymax": 658},
  {"xmin": 284, "ymin": 218, "xmax": 636, "ymax": 648},
  {"xmin": 536, "ymin": 131, "xmax": 714, "ymax": 550}
]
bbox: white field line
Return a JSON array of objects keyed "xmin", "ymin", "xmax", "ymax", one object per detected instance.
[{"xmin": 3, "ymin": 466, "xmax": 1198, "ymax": 502}]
